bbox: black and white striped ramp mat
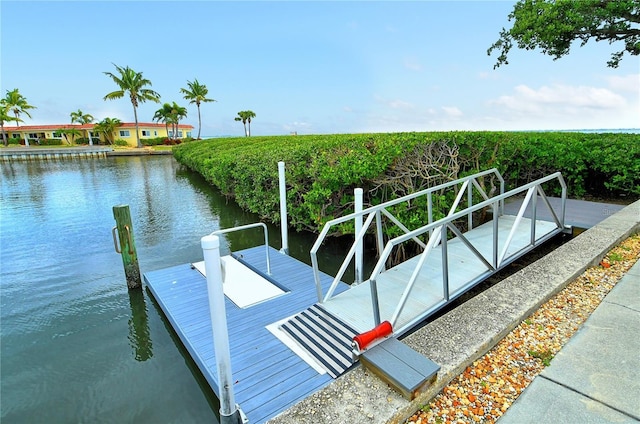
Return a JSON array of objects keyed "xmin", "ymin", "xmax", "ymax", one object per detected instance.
[{"xmin": 279, "ymin": 303, "xmax": 360, "ymax": 378}]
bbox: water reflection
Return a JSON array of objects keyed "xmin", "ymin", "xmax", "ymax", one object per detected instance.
[{"xmin": 127, "ymin": 289, "xmax": 153, "ymax": 362}]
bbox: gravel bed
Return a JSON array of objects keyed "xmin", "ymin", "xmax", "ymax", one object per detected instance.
[{"xmin": 405, "ymin": 233, "xmax": 640, "ymax": 424}]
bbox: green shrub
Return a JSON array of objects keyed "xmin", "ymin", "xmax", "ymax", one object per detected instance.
[
  {"xmin": 142, "ymin": 137, "xmax": 166, "ymax": 146},
  {"xmin": 173, "ymin": 131, "xmax": 640, "ymax": 235},
  {"xmin": 114, "ymin": 139, "xmax": 128, "ymax": 146},
  {"xmin": 39, "ymin": 138, "xmax": 63, "ymax": 146}
]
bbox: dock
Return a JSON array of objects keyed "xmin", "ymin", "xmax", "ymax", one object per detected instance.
[
  {"xmin": 504, "ymin": 196, "xmax": 625, "ymax": 229},
  {"xmin": 144, "ymin": 248, "xmax": 352, "ymax": 423},
  {"xmin": 144, "ymin": 168, "xmax": 588, "ymax": 423}
]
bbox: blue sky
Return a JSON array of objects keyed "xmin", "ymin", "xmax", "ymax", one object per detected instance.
[{"xmin": 2, "ymin": 1, "xmax": 638, "ymax": 137}]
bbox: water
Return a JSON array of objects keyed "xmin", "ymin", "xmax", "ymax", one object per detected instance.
[{"xmin": 0, "ymin": 156, "xmax": 354, "ymax": 423}]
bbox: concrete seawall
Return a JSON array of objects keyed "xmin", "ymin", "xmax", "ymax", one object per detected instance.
[
  {"xmin": 0, "ymin": 147, "xmax": 113, "ymax": 160},
  {"xmin": 0, "ymin": 147, "xmax": 173, "ymax": 161},
  {"xmin": 268, "ymin": 199, "xmax": 640, "ymax": 424}
]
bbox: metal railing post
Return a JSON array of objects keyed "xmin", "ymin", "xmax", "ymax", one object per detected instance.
[
  {"xmin": 201, "ymin": 235, "xmax": 245, "ymax": 424},
  {"xmin": 441, "ymin": 225, "xmax": 450, "ymax": 301},
  {"xmin": 278, "ymin": 161, "xmax": 289, "ymax": 255},
  {"xmin": 354, "ymin": 188, "xmax": 364, "ymax": 285}
]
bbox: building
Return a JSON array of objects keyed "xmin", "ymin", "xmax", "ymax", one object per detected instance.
[{"xmin": 1, "ymin": 122, "xmax": 194, "ymax": 147}]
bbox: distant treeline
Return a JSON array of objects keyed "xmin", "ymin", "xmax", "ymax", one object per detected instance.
[{"xmin": 173, "ymin": 131, "xmax": 639, "ymax": 234}]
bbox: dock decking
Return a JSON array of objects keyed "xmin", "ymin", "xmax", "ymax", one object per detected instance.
[
  {"xmin": 144, "ymin": 247, "xmax": 350, "ymax": 423},
  {"xmin": 144, "ymin": 214, "xmax": 563, "ymax": 423},
  {"xmin": 504, "ymin": 196, "xmax": 625, "ymax": 229}
]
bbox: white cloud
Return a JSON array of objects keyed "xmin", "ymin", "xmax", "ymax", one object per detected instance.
[
  {"xmin": 492, "ymin": 84, "xmax": 626, "ymax": 111},
  {"xmin": 388, "ymin": 99, "xmax": 414, "ymax": 109},
  {"xmin": 282, "ymin": 121, "xmax": 313, "ymax": 134},
  {"xmin": 441, "ymin": 106, "xmax": 463, "ymax": 117},
  {"xmin": 605, "ymin": 74, "xmax": 640, "ymax": 93}
]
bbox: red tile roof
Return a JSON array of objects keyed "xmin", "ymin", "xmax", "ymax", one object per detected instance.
[{"xmin": 2, "ymin": 122, "xmax": 194, "ymax": 131}]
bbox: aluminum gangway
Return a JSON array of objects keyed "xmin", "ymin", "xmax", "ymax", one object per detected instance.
[{"xmin": 311, "ymin": 168, "xmax": 568, "ymax": 337}]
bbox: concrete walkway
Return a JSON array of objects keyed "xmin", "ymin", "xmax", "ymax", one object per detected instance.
[{"xmin": 498, "ymin": 260, "xmax": 640, "ymax": 424}]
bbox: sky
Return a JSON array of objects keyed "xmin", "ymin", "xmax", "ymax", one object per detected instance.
[{"xmin": 1, "ymin": 1, "xmax": 638, "ymax": 137}]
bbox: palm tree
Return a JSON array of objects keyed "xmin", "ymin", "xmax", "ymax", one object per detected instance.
[
  {"xmin": 58, "ymin": 127, "xmax": 82, "ymax": 145},
  {"xmin": 4, "ymin": 88, "xmax": 36, "ymax": 128},
  {"xmin": 70, "ymin": 109, "xmax": 95, "ymax": 145},
  {"xmin": 93, "ymin": 117, "xmax": 121, "ymax": 145},
  {"xmin": 180, "ymin": 79, "xmax": 215, "ymax": 139},
  {"xmin": 245, "ymin": 110, "xmax": 256, "ymax": 137},
  {"xmin": 153, "ymin": 103, "xmax": 174, "ymax": 140},
  {"xmin": 170, "ymin": 102, "xmax": 188, "ymax": 140},
  {"xmin": 103, "ymin": 64, "xmax": 161, "ymax": 148},
  {"xmin": 0, "ymin": 99, "xmax": 21, "ymax": 146},
  {"xmin": 234, "ymin": 110, "xmax": 256, "ymax": 137},
  {"xmin": 153, "ymin": 102, "xmax": 187, "ymax": 141}
]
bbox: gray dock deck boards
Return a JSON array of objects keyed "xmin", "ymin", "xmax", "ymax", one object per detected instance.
[
  {"xmin": 504, "ymin": 196, "xmax": 625, "ymax": 229},
  {"xmin": 144, "ymin": 247, "xmax": 350, "ymax": 424}
]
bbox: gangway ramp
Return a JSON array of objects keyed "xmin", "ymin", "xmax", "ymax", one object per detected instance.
[
  {"xmin": 311, "ymin": 169, "xmax": 568, "ymax": 336},
  {"xmin": 321, "ymin": 215, "xmax": 559, "ymax": 334}
]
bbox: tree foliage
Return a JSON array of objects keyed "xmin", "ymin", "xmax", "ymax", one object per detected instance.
[
  {"xmin": 4, "ymin": 88, "xmax": 36, "ymax": 129},
  {"xmin": 234, "ymin": 110, "xmax": 256, "ymax": 136},
  {"xmin": 70, "ymin": 109, "xmax": 95, "ymax": 145},
  {"xmin": 93, "ymin": 117, "xmax": 121, "ymax": 145},
  {"xmin": 181, "ymin": 79, "xmax": 216, "ymax": 140},
  {"xmin": 103, "ymin": 64, "xmax": 161, "ymax": 148},
  {"xmin": 57, "ymin": 127, "xmax": 82, "ymax": 145},
  {"xmin": 0, "ymin": 98, "xmax": 21, "ymax": 146},
  {"xmin": 154, "ymin": 102, "xmax": 187, "ymax": 140},
  {"xmin": 489, "ymin": 0, "xmax": 640, "ymax": 68}
]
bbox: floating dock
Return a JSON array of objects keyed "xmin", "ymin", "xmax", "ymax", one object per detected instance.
[
  {"xmin": 144, "ymin": 168, "xmax": 577, "ymax": 423},
  {"xmin": 145, "ymin": 247, "xmax": 351, "ymax": 423}
]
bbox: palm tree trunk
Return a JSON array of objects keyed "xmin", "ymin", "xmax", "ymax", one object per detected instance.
[
  {"xmin": 197, "ymin": 104, "xmax": 202, "ymax": 139},
  {"xmin": 133, "ymin": 105, "xmax": 142, "ymax": 148},
  {"xmin": 1, "ymin": 123, "xmax": 7, "ymax": 147}
]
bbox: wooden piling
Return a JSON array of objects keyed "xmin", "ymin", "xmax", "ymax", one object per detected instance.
[{"xmin": 112, "ymin": 205, "xmax": 142, "ymax": 289}]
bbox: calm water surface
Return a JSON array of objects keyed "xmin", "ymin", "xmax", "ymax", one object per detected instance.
[{"xmin": 0, "ymin": 156, "xmax": 352, "ymax": 423}]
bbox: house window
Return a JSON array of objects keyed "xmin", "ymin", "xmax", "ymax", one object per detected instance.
[
  {"xmin": 154, "ymin": 131, "xmax": 158, "ymax": 136},
  {"xmin": 89, "ymin": 131, "xmax": 99, "ymax": 138},
  {"xmin": 169, "ymin": 130, "xmax": 183, "ymax": 138},
  {"xmin": 119, "ymin": 130, "xmax": 130, "ymax": 137},
  {"xmin": 28, "ymin": 133, "xmax": 38, "ymax": 139},
  {"xmin": 186, "ymin": 131, "xmax": 192, "ymax": 138},
  {"xmin": 52, "ymin": 131, "xmax": 62, "ymax": 138},
  {"xmin": 12, "ymin": 133, "xmax": 20, "ymax": 139},
  {"xmin": 141, "ymin": 130, "xmax": 151, "ymax": 137}
]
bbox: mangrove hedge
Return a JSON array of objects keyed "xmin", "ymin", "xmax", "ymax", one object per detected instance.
[{"xmin": 173, "ymin": 131, "xmax": 639, "ymax": 234}]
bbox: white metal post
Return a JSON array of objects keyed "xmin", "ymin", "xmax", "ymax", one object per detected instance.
[
  {"xmin": 201, "ymin": 235, "xmax": 245, "ymax": 424},
  {"xmin": 278, "ymin": 161, "xmax": 289, "ymax": 255},
  {"xmin": 354, "ymin": 188, "xmax": 363, "ymax": 284}
]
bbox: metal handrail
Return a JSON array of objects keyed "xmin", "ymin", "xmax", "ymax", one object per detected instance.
[
  {"xmin": 310, "ymin": 168, "xmax": 505, "ymax": 302},
  {"xmin": 375, "ymin": 172, "xmax": 566, "ymax": 327},
  {"xmin": 210, "ymin": 222, "xmax": 272, "ymax": 275}
]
